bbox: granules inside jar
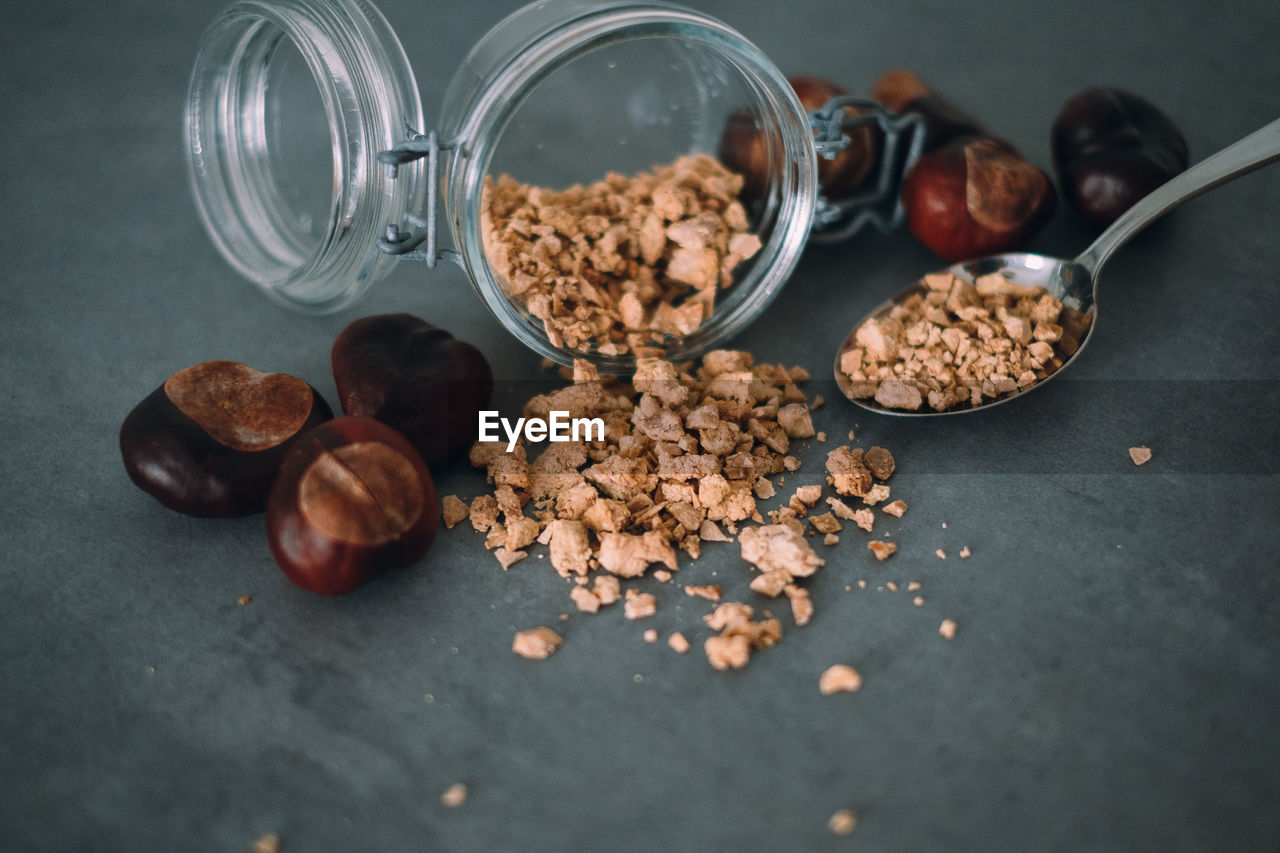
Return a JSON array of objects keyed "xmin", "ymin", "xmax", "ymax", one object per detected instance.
[{"xmin": 481, "ymin": 155, "xmax": 762, "ymax": 355}]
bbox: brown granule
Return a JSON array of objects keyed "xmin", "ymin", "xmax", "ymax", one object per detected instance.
[
  {"xmin": 823, "ymin": 533, "xmax": 840, "ymax": 546},
  {"xmin": 624, "ymin": 589, "xmax": 658, "ymax": 620},
  {"xmin": 441, "ymin": 783, "xmax": 468, "ymax": 808},
  {"xmin": 237, "ymin": 595, "xmax": 252, "ymax": 606},
  {"xmin": 819, "ymin": 664, "xmax": 863, "ymax": 695},
  {"xmin": 809, "ymin": 512, "xmax": 842, "ymax": 534},
  {"xmin": 739, "ymin": 524, "xmax": 824, "ymax": 577},
  {"xmin": 907, "ymin": 581, "xmax": 921, "ymax": 592},
  {"xmin": 886, "ymin": 581, "xmax": 899, "ymax": 592},
  {"xmin": 784, "ymin": 584, "xmax": 814, "ymax": 626},
  {"xmin": 959, "ymin": 546, "xmax": 972, "ymax": 559},
  {"xmin": 828, "ymin": 809, "xmax": 858, "ymax": 836},
  {"xmin": 882, "ymin": 499, "xmax": 907, "ymax": 518},
  {"xmin": 861, "ymin": 483, "xmax": 891, "ymax": 506},
  {"xmin": 939, "ymin": 619, "xmax": 958, "ymax": 640},
  {"xmin": 593, "ymin": 575, "xmax": 621, "ymax": 606},
  {"xmin": 704, "ymin": 634, "xmax": 752, "ymax": 671},
  {"xmin": 441, "ymin": 495, "xmax": 469, "ymax": 528},
  {"xmin": 913, "ymin": 595, "xmax": 925, "ymax": 606},
  {"xmin": 1129, "ymin": 446, "xmax": 1152, "ymax": 466},
  {"xmin": 868, "ymin": 540, "xmax": 897, "ymax": 561},
  {"xmin": 512, "ymin": 626, "xmax": 564, "ymax": 659},
  {"xmin": 668, "ymin": 631, "xmax": 691, "ymax": 654},
  {"xmin": 934, "ymin": 548, "xmax": 947, "ymax": 560},
  {"xmin": 570, "ymin": 585, "xmax": 601, "ymax": 613},
  {"xmin": 494, "ymin": 547, "xmax": 527, "ymax": 570},
  {"xmin": 482, "ymin": 154, "xmax": 761, "ymax": 354},
  {"xmin": 840, "ymin": 271, "xmax": 1092, "ymax": 411},
  {"xmin": 685, "ymin": 584, "xmax": 722, "ymax": 602},
  {"xmin": 643, "ymin": 629, "xmax": 658, "ymax": 643},
  {"xmin": 252, "ymin": 833, "xmax": 281, "ymax": 853}
]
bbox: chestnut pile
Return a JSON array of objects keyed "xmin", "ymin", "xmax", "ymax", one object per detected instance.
[
  {"xmin": 120, "ymin": 314, "xmax": 492, "ymax": 595},
  {"xmin": 728, "ymin": 70, "xmax": 1187, "ymax": 261}
]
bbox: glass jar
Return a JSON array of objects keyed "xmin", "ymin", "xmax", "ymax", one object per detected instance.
[{"xmin": 186, "ymin": 0, "xmax": 919, "ymax": 369}]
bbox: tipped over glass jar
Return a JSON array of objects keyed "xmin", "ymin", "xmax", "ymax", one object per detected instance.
[{"xmin": 185, "ymin": 0, "xmax": 922, "ymax": 370}]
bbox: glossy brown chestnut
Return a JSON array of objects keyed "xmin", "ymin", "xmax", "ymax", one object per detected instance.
[
  {"xmin": 331, "ymin": 314, "xmax": 493, "ymax": 468},
  {"xmin": 901, "ymin": 137, "xmax": 1057, "ymax": 262},
  {"xmin": 1052, "ymin": 87, "xmax": 1188, "ymax": 228},
  {"xmin": 267, "ymin": 416, "xmax": 439, "ymax": 596},
  {"xmin": 719, "ymin": 75, "xmax": 878, "ymax": 201},
  {"xmin": 120, "ymin": 360, "xmax": 332, "ymax": 517},
  {"xmin": 871, "ymin": 69, "xmax": 986, "ymax": 153}
]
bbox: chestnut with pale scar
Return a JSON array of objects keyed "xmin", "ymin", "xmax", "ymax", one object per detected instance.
[
  {"xmin": 120, "ymin": 360, "xmax": 332, "ymax": 517},
  {"xmin": 267, "ymin": 416, "xmax": 439, "ymax": 596}
]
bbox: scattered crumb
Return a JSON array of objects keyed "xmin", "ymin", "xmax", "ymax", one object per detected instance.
[
  {"xmin": 907, "ymin": 581, "xmax": 921, "ymax": 592},
  {"xmin": 819, "ymin": 664, "xmax": 863, "ymax": 695},
  {"xmin": 624, "ymin": 590, "xmax": 658, "ymax": 620},
  {"xmin": 959, "ymin": 546, "xmax": 971, "ymax": 559},
  {"xmin": 643, "ymin": 628, "xmax": 658, "ymax": 643},
  {"xmin": 935, "ymin": 548, "xmax": 946, "ymax": 560},
  {"xmin": 1129, "ymin": 446, "xmax": 1152, "ymax": 466},
  {"xmin": 867, "ymin": 540, "xmax": 897, "ymax": 561},
  {"xmin": 570, "ymin": 585, "xmax": 601, "ymax": 613},
  {"xmin": 441, "ymin": 783, "xmax": 468, "ymax": 808},
  {"xmin": 886, "ymin": 581, "xmax": 898, "ymax": 592},
  {"xmin": 668, "ymin": 632, "xmax": 691, "ymax": 654},
  {"xmin": 237, "ymin": 595, "xmax": 252, "ymax": 606},
  {"xmin": 512, "ymin": 627, "xmax": 564, "ymax": 659},
  {"xmin": 882, "ymin": 499, "xmax": 907, "ymax": 517},
  {"xmin": 829, "ymin": 809, "xmax": 858, "ymax": 836},
  {"xmin": 441, "ymin": 495, "xmax": 469, "ymax": 528},
  {"xmin": 939, "ymin": 619, "xmax": 958, "ymax": 640},
  {"xmin": 684, "ymin": 584, "xmax": 722, "ymax": 602},
  {"xmin": 913, "ymin": 595, "xmax": 925, "ymax": 606},
  {"xmin": 253, "ymin": 834, "xmax": 281, "ymax": 853},
  {"xmin": 823, "ymin": 533, "xmax": 840, "ymax": 546}
]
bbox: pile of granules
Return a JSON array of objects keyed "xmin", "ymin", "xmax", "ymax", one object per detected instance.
[
  {"xmin": 443, "ymin": 350, "xmax": 911, "ymax": 670},
  {"xmin": 481, "ymin": 154, "xmax": 762, "ymax": 355},
  {"xmin": 840, "ymin": 271, "xmax": 1093, "ymax": 411}
]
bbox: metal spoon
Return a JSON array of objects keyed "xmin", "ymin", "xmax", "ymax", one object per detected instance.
[{"xmin": 835, "ymin": 117, "xmax": 1280, "ymax": 415}]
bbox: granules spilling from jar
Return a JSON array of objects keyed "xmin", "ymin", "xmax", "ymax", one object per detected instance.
[
  {"xmin": 454, "ymin": 350, "xmax": 917, "ymax": 671},
  {"xmin": 481, "ymin": 155, "xmax": 762, "ymax": 355},
  {"xmin": 840, "ymin": 271, "xmax": 1093, "ymax": 411}
]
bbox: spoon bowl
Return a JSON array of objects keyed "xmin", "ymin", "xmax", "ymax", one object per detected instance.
[{"xmin": 836, "ymin": 117, "xmax": 1280, "ymax": 416}]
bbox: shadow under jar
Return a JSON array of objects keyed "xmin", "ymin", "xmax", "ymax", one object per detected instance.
[{"xmin": 186, "ymin": 0, "xmax": 829, "ymax": 371}]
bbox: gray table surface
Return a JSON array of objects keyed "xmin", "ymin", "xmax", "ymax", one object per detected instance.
[{"xmin": 3, "ymin": 0, "xmax": 1278, "ymax": 850}]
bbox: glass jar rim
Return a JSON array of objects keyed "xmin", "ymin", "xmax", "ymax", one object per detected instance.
[
  {"xmin": 441, "ymin": 2, "xmax": 819, "ymax": 370},
  {"xmin": 185, "ymin": 0, "xmax": 426, "ymax": 313}
]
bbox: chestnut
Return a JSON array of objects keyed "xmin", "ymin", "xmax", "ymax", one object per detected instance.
[
  {"xmin": 267, "ymin": 416, "xmax": 439, "ymax": 595},
  {"xmin": 120, "ymin": 360, "xmax": 332, "ymax": 517},
  {"xmin": 901, "ymin": 137, "xmax": 1056, "ymax": 262},
  {"xmin": 1051, "ymin": 87, "xmax": 1188, "ymax": 228},
  {"xmin": 719, "ymin": 75, "xmax": 878, "ymax": 201},
  {"xmin": 331, "ymin": 314, "xmax": 493, "ymax": 468},
  {"xmin": 871, "ymin": 69, "xmax": 986, "ymax": 153}
]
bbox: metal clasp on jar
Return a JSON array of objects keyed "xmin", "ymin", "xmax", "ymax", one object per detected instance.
[
  {"xmin": 375, "ymin": 129, "xmax": 463, "ymax": 269},
  {"xmin": 807, "ymin": 97, "xmax": 926, "ymax": 242}
]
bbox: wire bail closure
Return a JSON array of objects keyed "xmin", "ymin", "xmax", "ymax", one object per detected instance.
[
  {"xmin": 376, "ymin": 130, "xmax": 463, "ymax": 268},
  {"xmin": 807, "ymin": 98, "xmax": 926, "ymax": 242}
]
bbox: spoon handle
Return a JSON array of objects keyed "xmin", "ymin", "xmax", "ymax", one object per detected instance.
[{"xmin": 1076, "ymin": 117, "xmax": 1280, "ymax": 277}]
